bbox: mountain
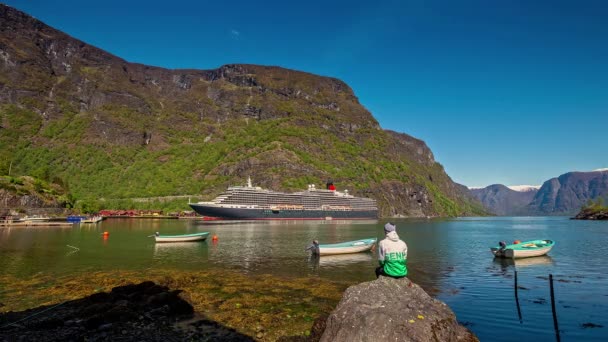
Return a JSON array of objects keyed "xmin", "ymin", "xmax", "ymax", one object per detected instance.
[
  {"xmin": 471, "ymin": 170, "xmax": 608, "ymax": 216},
  {"xmin": 470, "ymin": 184, "xmax": 538, "ymax": 215},
  {"xmin": 525, "ymin": 170, "xmax": 608, "ymax": 215},
  {"xmin": 0, "ymin": 4, "xmax": 485, "ymax": 217}
]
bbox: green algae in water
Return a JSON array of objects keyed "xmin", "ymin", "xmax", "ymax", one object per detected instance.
[{"xmin": 0, "ymin": 268, "xmax": 347, "ymax": 341}]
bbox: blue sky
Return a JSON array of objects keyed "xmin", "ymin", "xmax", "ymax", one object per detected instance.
[{"xmin": 5, "ymin": 0, "xmax": 608, "ymax": 187}]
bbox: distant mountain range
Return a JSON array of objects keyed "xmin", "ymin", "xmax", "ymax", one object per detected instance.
[
  {"xmin": 470, "ymin": 184, "xmax": 538, "ymax": 216},
  {"xmin": 470, "ymin": 170, "xmax": 608, "ymax": 216}
]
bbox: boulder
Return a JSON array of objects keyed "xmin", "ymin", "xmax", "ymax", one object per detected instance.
[{"xmin": 321, "ymin": 277, "xmax": 478, "ymax": 342}]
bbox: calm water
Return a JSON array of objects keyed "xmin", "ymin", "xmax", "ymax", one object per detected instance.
[{"xmin": 1, "ymin": 216, "xmax": 607, "ymax": 341}]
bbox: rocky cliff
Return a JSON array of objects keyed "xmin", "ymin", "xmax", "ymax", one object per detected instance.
[
  {"xmin": 470, "ymin": 184, "xmax": 538, "ymax": 216},
  {"xmin": 526, "ymin": 170, "xmax": 608, "ymax": 215},
  {"xmin": 0, "ymin": 175, "xmax": 68, "ymax": 216},
  {"xmin": 0, "ymin": 4, "xmax": 484, "ymax": 217}
]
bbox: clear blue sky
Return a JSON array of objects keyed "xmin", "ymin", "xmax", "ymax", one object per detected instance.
[{"xmin": 5, "ymin": 0, "xmax": 608, "ymax": 187}]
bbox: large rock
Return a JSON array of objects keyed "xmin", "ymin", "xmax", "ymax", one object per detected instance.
[{"xmin": 321, "ymin": 277, "xmax": 477, "ymax": 342}]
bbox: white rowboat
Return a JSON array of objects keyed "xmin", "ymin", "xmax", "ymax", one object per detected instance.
[
  {"xmin": 154, "ymin": 232, "xmax": 210, "ymax": 243},
  {"xmin": 315, "ymin": 238, "xmax": 377, "ymax": 256}
]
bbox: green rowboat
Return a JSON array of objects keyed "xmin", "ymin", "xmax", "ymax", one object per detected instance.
[{"xmin": 491, "ymin": 239, "xmax": 555, "ymax": 259}]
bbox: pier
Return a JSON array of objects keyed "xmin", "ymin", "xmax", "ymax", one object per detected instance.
[{"xmin": 0, "ymin": 221, "xmax": 74, "ymax": 227}]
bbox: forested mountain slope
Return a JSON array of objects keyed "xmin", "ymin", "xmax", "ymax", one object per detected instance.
[{"xmin": 0, "ymin": 4, "xmax": 484, "ymax": 217}]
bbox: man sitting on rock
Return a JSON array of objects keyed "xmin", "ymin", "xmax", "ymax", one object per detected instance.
[{"xmin": 375, "ymin": 222, "xmax": 408, "ymax": 278}]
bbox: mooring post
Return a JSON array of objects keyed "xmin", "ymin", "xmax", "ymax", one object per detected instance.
[
  {"xmin": 549, "ymin": 274, "xmax": 561, "ymax": 342},
  {"xmin": 514, "ymin": 270, "xmax": 523, "ymax": 323}
]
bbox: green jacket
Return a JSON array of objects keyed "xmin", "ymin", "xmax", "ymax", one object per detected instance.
[{"xmin": 378, "ymin": 231, "xmax": 408, "ymax": 277}]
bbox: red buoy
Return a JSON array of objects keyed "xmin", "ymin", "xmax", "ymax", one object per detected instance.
[
  {"xmin": 212, "ymin": 234, "xmax": 218, "ymax": 242},
  {"xmin": 103, "ymin": 231, "xmax": 109, "ymax": 237}
]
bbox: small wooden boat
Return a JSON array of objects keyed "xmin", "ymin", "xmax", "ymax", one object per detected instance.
[
  {"xmin": 22, "ymin": 215, "xmax": 51, "ymax": 222},
  {"xmin": 67, "ymin": 215, "xmax": 87, "ymax": 223},
  {"xmin": 491, "ymin": 239, "xmax": 555, "ymax": 259},
  {"xmin": 313, "ymin": 238, "xmax": 377, "ymax": 256},
  {"xmin": 153, "ymin": 232, "xmax": 210, "ymax": 243},
  {"xmin": 81, "ymin": 216, "xmax": 104, "ymax": 223}
]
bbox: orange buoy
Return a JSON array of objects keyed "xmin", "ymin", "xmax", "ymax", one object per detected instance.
[
  {"xmin": 212, "ymin": 234, "xmax": 218, "ymax": 242},
  {"xmin": 513, "ymin": 240, "xmax": 521, "ymax": 244},
  {"xmin": 103, "ymin": 231, "xmax": 110, "ymax": 237}
]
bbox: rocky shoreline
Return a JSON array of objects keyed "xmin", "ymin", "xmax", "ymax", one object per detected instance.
[
  {"xmin": 0, "ymin": 281, "xmax": 253, "ymax": 342},
  {"xmin": 1, "ymin": 274, "xmax": 476, "ymax": 341},
  {"xmin": 572, "ymin": 207, "xmax": 608, "ymax": 220}
]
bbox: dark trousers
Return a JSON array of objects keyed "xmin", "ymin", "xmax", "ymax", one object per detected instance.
[{"xmin": 375, "ymin": 266, "xmax": 405, "ymax": 279}]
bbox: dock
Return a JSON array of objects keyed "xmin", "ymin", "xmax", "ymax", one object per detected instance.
[{"xmin": 0, "ymin": 221, "xmax": 74, "ymax": 227}]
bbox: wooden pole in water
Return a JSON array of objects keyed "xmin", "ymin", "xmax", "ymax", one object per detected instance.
[
  {"xmin": 549, "ymin": 274, "xmax": 561, "ymax": 342},
  {"xmin": 514, "ymin": 270, "xmax": 523, "ymax": 323}
]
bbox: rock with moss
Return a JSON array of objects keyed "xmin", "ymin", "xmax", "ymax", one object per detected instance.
[{"xmin": 320, "ymin": 277, "xmax": 478, "ymax": 342}]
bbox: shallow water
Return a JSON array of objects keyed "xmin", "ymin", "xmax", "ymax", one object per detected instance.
[{"xmin": 1, "ymin": 216, "xmax": 607, "ymax": 341}]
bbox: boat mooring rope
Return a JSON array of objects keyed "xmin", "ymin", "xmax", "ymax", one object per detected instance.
[{"xmin": 0, "ymin": 301, "xmax": 67, "ymax": 329}]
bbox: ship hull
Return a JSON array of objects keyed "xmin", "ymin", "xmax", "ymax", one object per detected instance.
[{"xmin": 189, "ymin": 204, "xmax": 377, "ymax": 220}]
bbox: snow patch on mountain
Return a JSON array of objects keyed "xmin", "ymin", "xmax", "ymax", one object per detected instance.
[{"xmin": 507, "ymin": 185, "xmax": 541, "ymax": 192}]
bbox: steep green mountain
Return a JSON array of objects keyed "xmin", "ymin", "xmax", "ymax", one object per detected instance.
[{"xmin": 0, "ymin": 4, "xmax": 484, "ymax": 217}]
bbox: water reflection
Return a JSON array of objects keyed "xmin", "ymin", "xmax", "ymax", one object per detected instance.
[
  {"xmin": 493, "ymin": 256, "xmax": 555, "ymax": 269},
  {"xmin": 194, "ymin": 219, "xmax": 379, "ymax": 227},
  {"xmin": 153, "ymin": 242, "xmax": 209, "ymax": 263},
  {"xmin": 2, "ymin": 217, "xmax": 608, "ymax": 341}
]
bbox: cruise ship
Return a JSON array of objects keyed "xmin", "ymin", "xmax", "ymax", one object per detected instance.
[{"xmin": 190, "ymin": 177, "xmax": 378, "ymax": 220}]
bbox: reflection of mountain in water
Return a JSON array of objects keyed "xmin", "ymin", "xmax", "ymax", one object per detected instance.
[{"xmin": 494, "ymin": 255, "xmax": 555, "ymax": 269}]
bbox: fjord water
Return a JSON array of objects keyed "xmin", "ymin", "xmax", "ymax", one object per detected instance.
[{"xmin": 1, "ymin": 217, "xmax": 607, "ymax": 341}]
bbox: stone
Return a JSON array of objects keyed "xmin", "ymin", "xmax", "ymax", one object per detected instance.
[{"xmin": 321, "ymin": 277, "xmax": 478, "ymax": 342}]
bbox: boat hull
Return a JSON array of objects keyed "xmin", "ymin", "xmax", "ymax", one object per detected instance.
[
  {"xmin": 319, "ymin": 244, "xmax": 375, "ymax": 255},
  {"xmin": 154, "ymin": 232, "xmax": 209, "ymax": 243},
  {"xmin": 491, "ymin": 239, "xmax": 555, "ymax": 259},
  {"xmin": 81, "ymin": 216, "xmax": 104, "ymax": 224},
  {"xmin": 190, "ymin": 204, "xmax": 377, "ymax": 220},
  {"xmin": 318, "ymin": 238, "xmax": 377, "ymax": 255}
]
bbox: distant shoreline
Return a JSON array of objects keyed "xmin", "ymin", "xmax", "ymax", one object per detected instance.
[{"xmin": 572, "ymin": 207, "xmax": 608, "ymax": 220}]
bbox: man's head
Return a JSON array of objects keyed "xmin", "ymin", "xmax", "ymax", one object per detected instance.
[{"xmin": 384, "ymin": 222, "xmax": 396, "ymax": 234}]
